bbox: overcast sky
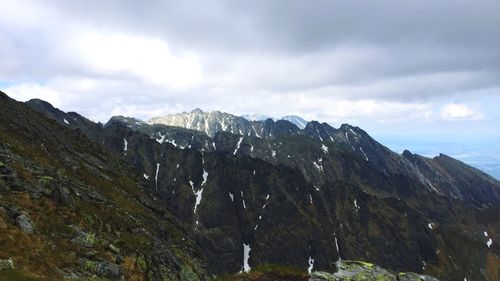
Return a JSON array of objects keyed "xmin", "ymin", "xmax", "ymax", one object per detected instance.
[{"xmin": 1, "ymin": 0, "xmax": 499, "ymax": 137}]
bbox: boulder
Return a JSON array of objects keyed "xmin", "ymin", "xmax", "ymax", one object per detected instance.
[
  {"xmin": 70, "ymin": 226, "xmax": 97, "ymax": 248},
  {"xmin": 80, "ymin": 259, "xmax": 122, "ymax": 279},
  {"xmin": 16, "ymin": 214, "xmax": 35, "ymax": 234}
]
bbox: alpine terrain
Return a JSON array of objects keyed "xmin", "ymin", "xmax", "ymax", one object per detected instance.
[{"xmin": 0, "ymin": 94, "xmax": 498, "ymax": 281}]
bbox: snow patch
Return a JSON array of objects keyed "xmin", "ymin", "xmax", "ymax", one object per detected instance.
[
  {"xmin": 143, "ymin": 174, "xmax": 149, "ymax": 180},
  {"xmin": 321, "ymin": 144, "xmax": 328, "ymax": 153},
  {"xmin": 334, "ymin": 235, "xmax": 341, "ymax": 261},
  {"xmin": 487, "ymin": 238, "xmax": 493, "ymax": 248},
  {"xmin": 202, "ymin": 170, "xmax": 208, "ymax": 186},
  {"xmin": 156, "ymin": 133, "xmax": 166, "ymax": 144},
  {"xmin": 123, "ymin": 139, "xmax": 128, "ymax": 153},
  {"xmin": 193, "ymin": 188, "xmax": 204, "ymax": 214},
  {"xmin": 354, "ymin": 199, "xmax": 360, "ymax": 211},
  {"xmin": 313, "ymin": 159, "xmax": 323, "ymax": 172},
  {"xmin": 241, "ymin": 191, "xmax": 246, "ymax": 209},
  {"xmin": 155, "ymin": 163, "xmax": 160, "ymax": 190},
  {"xmin": 271, "ymin": 150, "xmax": 276, "ymax": 158},
  {"xmin": 243, "ymin": 243, "xmax": 251, "ymax": 272},
  {"xmin": 315, "ymin": 127, "xmax": 323, "ymax": 142},
  {"xmin": 484, "ymin": 231, "xmax": 488, "ymax": 237},
  {"xmin": 229, "ymin": 192, "xmax": 234, "ymax": 201},
  {"xmin": 428, "ymin": 223, "xmax": 433, "ymax": 230},
  {"xmin": 359, "ymin": 147, "xmax": 369, "ymax": 161},
  {"xmin": 168, "ymin": 139, "xmax": 179, "ymax": 147},
  {"xmin": 308, "ymin": 256, "xmax": 314, "ymax": 274},
  {"xmin": 233, "ymin": 136, "xmax": 244, "ymax": 155},
  {"xmin": 251, "ymin": 124, "xmax": 261, "ymax": 138},
  {"xmin": 63, "ymin": 118, "xmax": 69, "ymax": 124}
]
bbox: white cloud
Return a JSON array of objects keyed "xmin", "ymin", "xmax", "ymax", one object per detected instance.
[
  {"xmin": 69, "ymin": 31, "xmax": 203, "ymax": 90},
  {"xmin": 2, "ymin": 83, "xmax": 62, "ymax": 107},
  {"xmin": 440, "ymin": 103, "xmax": 484, "ymax": 120}
]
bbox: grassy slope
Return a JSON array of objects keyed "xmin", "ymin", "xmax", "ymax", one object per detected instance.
[{"xmin": 0, "ymin": 92, "xmax": 207, "ymax": 280}]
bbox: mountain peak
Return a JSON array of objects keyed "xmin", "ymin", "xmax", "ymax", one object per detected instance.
[
  {"xmin": 280, "ymin": 115, "xmax": 308, "ymax": 129},
  {"xmin": 191, "ymin": 108, "xmax": 204, "ymax": 114}
]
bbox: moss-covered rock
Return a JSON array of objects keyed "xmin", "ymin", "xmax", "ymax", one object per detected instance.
[
  {"xmin": 0, "ymin": 258, "xmax": 14, "ymax": 271},
  {"xmin": 15, "ymin": 213, "xmax": 35, "ymax": 234},
  {"xmin": 310, "ymin": 260, "xmax": 439, "ymax": 281},
  {"xmin": 38, "ymin": 176, "xmax": 54, "ymax": 186},
  {"xmin": 136, "ymin": 255, "xmax": 147, "ymax": 273},
  {"xmin": 180, "ymin": 265, "xmax": 200, "ymax": 281},
  {"xmin": 70, "ymin": 226, "xmax": 97, "ymax": 248},
  {"xmin": 81, "ymin": 259, "xmax": 122, "ymax": 279}
]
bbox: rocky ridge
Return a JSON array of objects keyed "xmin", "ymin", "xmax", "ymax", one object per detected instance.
[
  {"xmin": 24, "ymin": 98, "xmax": 500, "ymax": 281},
  {"xmin": 0, "ymin": 92, "xmax": 208, "ymax": 280}
]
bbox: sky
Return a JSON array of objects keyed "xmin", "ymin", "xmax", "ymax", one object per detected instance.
[{"xmin": 0, "ymin": 0, "xmax": 499, "ymax": 177}]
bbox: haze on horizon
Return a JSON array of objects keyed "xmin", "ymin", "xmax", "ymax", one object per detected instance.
[{"xmin": 0, "ymin": 0, "xmax": 499, "ymax": 177}]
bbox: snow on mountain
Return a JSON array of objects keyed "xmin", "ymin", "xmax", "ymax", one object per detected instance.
[{"xmin": 281, "ymin": 115, "xmax": 308, "ymax": 129}]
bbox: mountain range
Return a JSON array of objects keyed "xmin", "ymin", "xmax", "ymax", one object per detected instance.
[{"xmin": 0, "ymin": 93, "xmax": 498, "ymax": 281}]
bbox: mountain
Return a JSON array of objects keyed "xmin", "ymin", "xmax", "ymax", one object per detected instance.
[
  {"xmin": 241, "ymin": 114, "xmax": 273, "ymax": 121},
  {"xmin": 0, "ymin": 92, "xmax": 208, "ymax": 280},
  {"xmin": 281, "ymin": 115, "xmax": 308, "ymax": 129},
  {"xmin": 148, "ymin": 109, "xmax": 303, "ymax": 139},
  {"xmin": 25, "ymin": 98, "xmax": 500, "ymax": 281}
]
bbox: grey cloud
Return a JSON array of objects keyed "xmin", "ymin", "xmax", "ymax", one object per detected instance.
[
  {"xmin": 0, "ymin": 0, "xmax": 499, "ymax": 129},
  {"xmin": 32, "ymin": 0, "xmax": 499, "ymax": 100},
  {"xmin": 50, "ymin": 0, "xmax": 500, "ymax": 52}
]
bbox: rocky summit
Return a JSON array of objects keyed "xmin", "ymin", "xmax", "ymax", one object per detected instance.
[{"xmin": 0, "ymin": 91, "xmax": 498, "ymax": 281}]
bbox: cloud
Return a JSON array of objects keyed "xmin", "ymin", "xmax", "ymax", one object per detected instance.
[
  {"xmin": 0, "ymin": 0, "xmax": 498, "ymax": 134},
  {"xmin": 69, "ymin": 31, "xmax": 203, "ymax": 90},
  {"xmin": 3, "ymin": 83, "xmax": 63, "ymax": 107},
  {"xmin": 440, "ymin": 103, "xmax": 485, "ymax": 120}
]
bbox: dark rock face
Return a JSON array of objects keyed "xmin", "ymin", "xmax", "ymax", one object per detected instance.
[
  {"xmin": 0, "ymin": 92, "xmax": 208, "ymax": 280},
  {"xmin": 25, "ymin": 95, "xmax": 500, "ymax": 281}
]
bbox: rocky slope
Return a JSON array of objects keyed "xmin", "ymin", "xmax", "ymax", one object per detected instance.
[
  {"xmin": 26, "ymin": 99, "xmax": 500, "ymax": 281},
  {"xmin": 0, "ymin": 92, "xmax": 208, "ymax": 281}
]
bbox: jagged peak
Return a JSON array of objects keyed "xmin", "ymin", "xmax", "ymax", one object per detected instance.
[
  {"xmin": 26, "ymin": 98, "xmax": 58, "ymax": 110},
  {"xmin": 402, "ymin": 149, "xmax": 413, "ymax": 156},
  {"xmin": 191, "ymin": 108, "xmax": 204, "ymax": 114},
  {"xmin": 304, "ymin": 120, "xmax": 336, "ymax": 131},
  {"xmin": 340, "ymin": 123, "xmax": 356, "ymax": 130},
  {"xmin": 105, "ymin": 115, "xmax": 146, "ymax": 127}
]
